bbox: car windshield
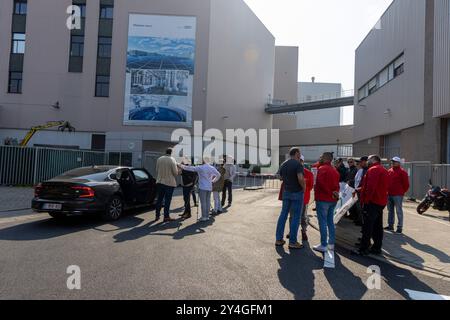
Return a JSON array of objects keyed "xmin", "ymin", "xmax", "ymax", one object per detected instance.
[{"xmin": 54, "ymin": 167, "xmax": 113, "ymax": 181}]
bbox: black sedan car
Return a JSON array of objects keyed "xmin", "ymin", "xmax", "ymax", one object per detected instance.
[{"xmin": 32, "ymin": 166, "xmax": 157, "ymax": 221}]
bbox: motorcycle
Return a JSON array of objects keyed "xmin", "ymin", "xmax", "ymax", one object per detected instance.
[{"xmin": 417, "ymin": 180, "xmax": 450, "ymax": 218}]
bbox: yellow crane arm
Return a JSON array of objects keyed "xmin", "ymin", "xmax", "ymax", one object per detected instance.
[{"xmin": 20, "ymin": 121, "xmax": 74, "ymax": 147}]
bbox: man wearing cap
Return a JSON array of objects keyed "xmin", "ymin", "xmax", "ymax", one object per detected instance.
[
  {"xmin": 385, "ymin": 157, "xmax": 410, "ymax": 234},
  {"xmin": 356, "ymin": 155, "xmax": 389, "ymax": 256}
]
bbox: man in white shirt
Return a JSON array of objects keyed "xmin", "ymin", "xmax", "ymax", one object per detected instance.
[
  {"xmin": 179, "ymin": 158, "xmax": 220, "ymax": 221},
  {"xmin": 221, "ymin": 155, "xmax": 237, "ymax": 207}
]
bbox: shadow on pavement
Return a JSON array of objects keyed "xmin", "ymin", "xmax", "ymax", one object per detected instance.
[
  {"xmin": 113, "ymin": 216, "xmax": 217, "ymax": 243},
  {"xmin": 275, "ymin": 244, "xmax": 322, "ymax": 300},
  {"xmin": 323, "ymin": 254, "xmax": 367, "ymax": 300},
  {"xmin": 0, "ymin": 213, "xmax": 145, "ymax": 241},
  {"xmin": 384, "ymin": 233, "xmax": 450, "ymax": 265},
  {"xmin": 336, "ymin": 247, "xmax": 443, "ymax": 300}
]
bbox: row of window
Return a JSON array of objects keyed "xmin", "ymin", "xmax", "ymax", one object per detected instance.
[
  {"xmin": 8, "ymin": 1, "xmax": 114, "ymax": 97},
  {"xmin": 69, "ymin": 36, "xmax": 111, "ymax": 58},
  {"xmin": 8, "ymin": 0, "xmax": 27, "ymax": 93},
  {"xmin": 358, "ymin": 53, "xmax": 405, "ymax": 102}
]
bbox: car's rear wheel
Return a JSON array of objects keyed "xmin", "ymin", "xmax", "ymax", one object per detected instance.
[{"xmin": 103, "ymin": 196, "xmax": 123, "ymax": 221}]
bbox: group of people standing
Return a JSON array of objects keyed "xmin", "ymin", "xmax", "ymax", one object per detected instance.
[
  {"xmin": 275, "ymin": 148, "xmax": 410, "ymax": 257},
  {"xmin": 154, "ymin": 148, "xmax": 237, "ymax": 223}
]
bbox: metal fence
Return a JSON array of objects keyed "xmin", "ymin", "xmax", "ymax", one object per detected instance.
[
  {"xmin": 234, "ymin": 174, "xmax": 282, "ymax": 190},
  {"xmin": 0, "ymin": 145, "xmax": 132, "ymax": 186},
  {"xmin": 402, "ymin": 162, "xmax": 450, "ymax": 200}
]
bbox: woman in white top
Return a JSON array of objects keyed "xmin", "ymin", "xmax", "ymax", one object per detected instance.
[{"xmin": 179, "ymin": 159, "xmax": 220, "ymax": 221}]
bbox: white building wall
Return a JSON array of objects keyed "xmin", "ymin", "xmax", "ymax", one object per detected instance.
[{"xmin": 296, "ymin": 82, "xmax": 342, "ymax": 129}]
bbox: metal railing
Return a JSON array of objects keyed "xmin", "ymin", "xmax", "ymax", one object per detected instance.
[
  {"xmin": 0, "ymin": 145, "xmax": 132, "ymax": 186},
  {"xmin": 269, "ymin": 89, "xmax": 354, "ymax": 107},
  {"xmin": 403, "ymin": 162, "xmax": 450, "ymax": 200},
  {"xmin": 233, "ymin": 173, "xmax": 282, "ymax": 190}
]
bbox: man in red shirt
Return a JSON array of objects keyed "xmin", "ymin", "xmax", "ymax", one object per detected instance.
[
  {"xmin": 356, "ymin": 155, "xmax": 389, "ymax": 256},
  {"xmin": 385, "ymin": 157, "xmax": 410, "ymax": 234},
  {"xmin": 313, "ymin": 152, "xmax": 340, "ymax": 253}
]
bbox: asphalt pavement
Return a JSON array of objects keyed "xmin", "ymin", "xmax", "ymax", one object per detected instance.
[{"xmin": 0, "ymin": 189, "xmax": 449, "ymax": 300}]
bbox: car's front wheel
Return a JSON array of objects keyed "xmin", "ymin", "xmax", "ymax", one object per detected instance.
[{"xmin": 103, "ymin": 196, "xmax": 123, "ymax": 221}]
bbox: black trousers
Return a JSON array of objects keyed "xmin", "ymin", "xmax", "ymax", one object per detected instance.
[
  {"xmin": 221, "ymin": 180, "xmax": 233, "ymax": 205},
  {"xmin": 182, "ymin": 185, "xmax": 194, "ymax": 214},
  {"xmin": 360, "ymin": 203, "xmax": 385, "ymax": 251}
]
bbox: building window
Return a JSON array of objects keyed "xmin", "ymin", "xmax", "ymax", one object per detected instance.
[
  {"xmin": 100, "ymin": 5, "xmax": 114, "ymax": 19},
  {"xmin": 70, "ymin": 35, "xmax": 84, "ymax": 57},
  {"xmin": 11, "ymin": 33, "xmax": 26, "ymax": 54},
  {"xmin": 378, "ymin": 67, "xmax": 389, "ymax": 87},
  {"xmin": 72, "ymin": 4, "xmax": 86, "ymax": 18},
  {"xmin": 358, "ymin": 52, "xmax": 404, "ymax": 102},
  {"xmin": 98, "ymin": 37, "xmax": 112, "ymax": 58},
  {"xmin": 368, "ymin": 77, "xmax": 377, "ymax": 95},
  {"xmin": 8, "ymin": 72, "xmax": 23, "ymax": 93},
  {"xmin": 95, "ymin": 76, "xmax": 110, "ymax": 97},
  {"xmin": 14, "ymin": 1, "xmax": 27, "ymax": 15}
]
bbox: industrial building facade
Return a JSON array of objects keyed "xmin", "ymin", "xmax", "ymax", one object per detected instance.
[
  {"xmin": 0, "ymin": 0, "xmax": 276, "ymax": 168},
  {"xmin": 353, "ymin": 0, "xmax": 450, "ymax": 163}
]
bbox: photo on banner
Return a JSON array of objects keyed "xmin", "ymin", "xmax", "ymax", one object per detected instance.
[{"xmin": 123, "ymin": 14, "xmax": 196, "ymax": 127}]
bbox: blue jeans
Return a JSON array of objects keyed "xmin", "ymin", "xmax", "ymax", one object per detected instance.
[
  {"xmin": 388, "ymin": 196, "xmax": 404, "ymax": 228},
  {"xmin": 316, "ymin": 201, "xmax": 337, "ymax": 247},
  {"xmin": 276, "ymin": 191, "xmax": 304, "ymax": 244},
  {"xmin": 155, "ymin": 184, "xmax": 175, "ymax": 219}
]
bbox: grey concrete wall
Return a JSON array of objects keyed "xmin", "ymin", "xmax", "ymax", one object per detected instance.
[
  {"xmin": 279, "ymin": 125, "xmax": 353, "ymax": 147},
  {"xmin": 273, "ymin": 46, "xmax": 298, "ymax": 105},
  {"xmin": 354, "ymin": 0, "xmax": 427, "ymax": 142},
  {"xmin": 433, "ymin": 0, "xmax": 450, "ymax": 118},
  {"xmin": 353, "ymin": 137, "xmax": 381, "ymax": 158},
  {"xmin": 272, "ymin": 114, "xmax": 297, "ymax": 130},
  {"xmin": 205, "ymin": 0, "xmax": 275, "ymax": 132}
]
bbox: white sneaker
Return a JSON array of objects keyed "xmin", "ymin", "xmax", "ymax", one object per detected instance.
[
  {"xmin": 313, "ymin": 245, "xmax": 328, "ymax": 253},
  {"xmin": 328, "ymin": 244, "xmax": 335, "ymax": 251}
]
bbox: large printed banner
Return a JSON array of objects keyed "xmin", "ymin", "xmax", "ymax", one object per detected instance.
[{"xmin": 124, "ymin": 14, "xmax": 196, "ymax": 127}]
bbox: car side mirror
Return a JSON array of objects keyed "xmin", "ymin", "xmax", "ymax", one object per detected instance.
[{"xmin": 110, "ymin": 173, "xmax": 118, "ymax": 180}]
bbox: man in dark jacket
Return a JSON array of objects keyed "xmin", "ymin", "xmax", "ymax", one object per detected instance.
[
  {"xmin": 180, "ymin": 161, "xmax": 198, "ymax": 219},
  {"xmin": 336, "ymin": 158, "xmax": 349, "ymax": 183},
  {"xmin": 346, "ymin": 158, "xmax": 359, "ymax": 221}
]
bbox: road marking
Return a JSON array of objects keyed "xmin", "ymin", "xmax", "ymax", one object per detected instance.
[{"xmin": 405, "ymin": 289, "xmax": 450, "ymax": 300}]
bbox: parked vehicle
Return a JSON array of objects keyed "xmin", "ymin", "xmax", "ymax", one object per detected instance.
[
  {"xmin": 32, "ymin": 166, "xmax": 157, "ymax": 221},
  {"xmin": 417, "ymin": 180, "xmax": 450, "ymax": 218}
]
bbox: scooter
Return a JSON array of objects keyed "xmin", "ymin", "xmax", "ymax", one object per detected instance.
[{"xmin": 417, "ymin": 180, "xmax": 450, "ymax": 219}]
